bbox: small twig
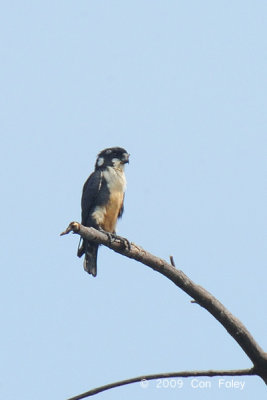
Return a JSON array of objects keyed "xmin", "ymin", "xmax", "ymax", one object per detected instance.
[
  {"xmin": 169, "ymin": 255, "xmax": 176, "ymax": 267},
  {"xmin": 66, "ymin": 368, "xmax": 255, "ymax": 400}
]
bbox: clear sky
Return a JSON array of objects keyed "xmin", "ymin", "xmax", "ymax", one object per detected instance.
[{"xmin": 1, "ymin": 1, "xmax": 266, "ymax": 399}]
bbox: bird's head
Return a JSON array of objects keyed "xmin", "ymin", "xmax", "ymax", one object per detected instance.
[{"xmin": 95, "ymin": 147, "xmax": 130, "ymax": 171}]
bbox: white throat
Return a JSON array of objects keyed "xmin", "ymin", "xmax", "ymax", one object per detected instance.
[{"xmin": 103, "ymin": 165, "xmax": 126, "ymax": 192}]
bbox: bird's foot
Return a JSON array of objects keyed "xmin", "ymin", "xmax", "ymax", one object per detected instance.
[
  {"xmin": 112, "ymin": 234, "xmax": 131, "ymax": 251},
  {"xmin": 98, "ymin": 228, "xmax": 131, "ymax": 250},
  {"xmin": 98, "ymin": 228, "xmax": 116, "ymax": 246}
]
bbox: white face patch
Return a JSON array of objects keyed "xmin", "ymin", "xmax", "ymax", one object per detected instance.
[{"xmin": 97, "ymin": 157, "xmax": 104, "ymax": 167}]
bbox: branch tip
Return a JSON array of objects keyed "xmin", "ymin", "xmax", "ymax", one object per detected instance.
[
  {"xmin": 170, "ymin": 255, "xmax": 176, "ymax": 267},
  {"xmin": 60, "ymin": 221, "xmax": 80, "ymax": 236}
]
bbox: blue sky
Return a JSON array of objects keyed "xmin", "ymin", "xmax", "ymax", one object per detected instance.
[{"xmin": 1, "ymin": 1, "xmax": 266, "ymax": 399}]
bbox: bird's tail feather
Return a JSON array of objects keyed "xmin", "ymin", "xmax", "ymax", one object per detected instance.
[{"xmin": 78, "ymin": 240, "xmax": 98, "ymax": 277}]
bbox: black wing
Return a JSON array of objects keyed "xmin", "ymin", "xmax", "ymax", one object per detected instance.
[{"xmin": 81, "ymin": 170, "xmax": 103, "ymax": 226}]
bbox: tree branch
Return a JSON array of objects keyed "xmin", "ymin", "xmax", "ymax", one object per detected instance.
[
  {"xmin": 61, "ymin": 222, "xmax": 267, "ymax": 393},
  {"xmin": 66, "ymin": 368, "xmax": 255, "ymax": 400}
]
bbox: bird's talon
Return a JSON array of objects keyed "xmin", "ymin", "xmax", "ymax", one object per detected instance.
[
  {"xmin": 123, "ymin": 238, "xmax": 131, "ymax": 251},
  {"xmin": 112, "ymin": 234, "xmax": 131, "ymax": 251},
  {"xmin": 98, "ymin": 228, "xmax": 116, "ymax": 246},
  {"xmin": 107, "ymin": 232, "xmax": 115, "ymax": 246}
]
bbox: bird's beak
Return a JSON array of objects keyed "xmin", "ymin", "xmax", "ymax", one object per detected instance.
[{"xmin": 121, "ymin": 153, "xmax": 130, "ymax": 164}]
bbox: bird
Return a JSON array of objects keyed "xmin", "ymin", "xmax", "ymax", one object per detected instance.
[{"xmin": 77, "ymin": 147, "xmax": 130, "ymax": 277}]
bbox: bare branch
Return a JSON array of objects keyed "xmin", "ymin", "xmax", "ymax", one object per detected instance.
[
  {"xmin": 61, "ymin": 222, "xmax": 267, "ymax": 390},
  {"xmin": 67, "ymin": 368, "xmax": 255, "ymax": 400}
]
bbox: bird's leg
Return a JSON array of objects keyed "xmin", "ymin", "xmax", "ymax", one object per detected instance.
[{"xmin": 98, "ymin": 227, "xmax": 115, "ymax": 246}]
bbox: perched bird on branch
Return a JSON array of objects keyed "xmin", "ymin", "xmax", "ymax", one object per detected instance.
[{"xmin": 77, "ymin": 147, "xmax": 130, "ymax": 276}]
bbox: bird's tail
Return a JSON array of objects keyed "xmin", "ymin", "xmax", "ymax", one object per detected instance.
[{"xmin": 77, "ymin": 239, "xmax": 98, "ymax": 277}]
